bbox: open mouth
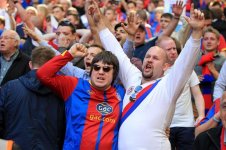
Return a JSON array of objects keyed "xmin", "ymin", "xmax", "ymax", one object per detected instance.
[{"xmin": 86, "ymin": 62, "xmax": 91, "ymax": 67}]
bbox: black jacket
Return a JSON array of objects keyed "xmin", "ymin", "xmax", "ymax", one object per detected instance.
[
  {"xmin": 0, "ymin": 70, "xmax": 65, "ymax": 150},
  {"xmin": 0, "ymin": 51, "xmax": 30, "ymax": 86},
  {"xmin": 193, "ymin": 126, "xmax": 222, "ymax": 150}
]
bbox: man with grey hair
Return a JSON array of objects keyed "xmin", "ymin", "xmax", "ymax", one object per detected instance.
[{"xmin": 0, "ymin": 30, "xmax": 30, "ymax": 86}]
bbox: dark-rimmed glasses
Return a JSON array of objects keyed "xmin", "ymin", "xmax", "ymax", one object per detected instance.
[{"xmin": 93, "ymin": 64, "xmax": 113, "ymax": 73}]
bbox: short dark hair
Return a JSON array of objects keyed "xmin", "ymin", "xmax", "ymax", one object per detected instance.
[
  {"xmin": 87, "ymin": 44, "xmax": 105, "ymax": 51},
  {"xmin": 114, "ymin": 22, "xmax": 127, "ymax": 31},
  {"xmin": 31, "ymin": 46, "xmax": 55, "ymax": 67},
  {"xmin": 161, "ymin": 13, "xmax": 173, "ymax": 19},
  {"xmin": 58, "ymin": 20, "xmax": 76, "ymax": 33},
  {"xmin": 90, "ymin": 51, "xmax": 119, "ymax": 85}
]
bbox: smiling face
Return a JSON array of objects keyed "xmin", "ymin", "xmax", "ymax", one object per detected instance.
[
  {"xmin": 90, "ymin": 61, "xmax": 114, "ymax": 91},
  {"xmin": 142, "ymin": 46, "xmax": 168, "ymax": 82},
  {"xmin": 84, "ymin": 46, "xmax": 103, "ymax": 73}
]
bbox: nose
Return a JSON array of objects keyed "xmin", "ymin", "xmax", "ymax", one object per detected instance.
[
  {"xmin": 147, "ymin": 57, "xmax": 153, "ymax": 63},
  {"xmin": 98, "ymin": 68, "xmax": 105, "ymax": 74}
]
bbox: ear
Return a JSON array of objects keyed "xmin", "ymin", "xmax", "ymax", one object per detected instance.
[
  {"xmin": 163, "ymin": 62, "xmax": 170, "ymax": 72},
  {"xmin": 29, "ymin": 61, "xmax": 33, "ymax": 69}
]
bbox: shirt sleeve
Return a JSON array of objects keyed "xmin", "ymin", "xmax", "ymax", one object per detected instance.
[
  {"xmin": 190, "ymin": 71, "xmax": 200, "ymax": 87},
  {"xmin": 39, "ymin": 40, "xmax": 86, "ymax": 78},
  {"xmin": 213, "ymin": 61, "xmax": 226, "ymax": 101},
  {"xmin": 37, "ymin": 51, "xmax": 79, "ymax": 101},
  {"xmin": 99, "ymin": 28, "xmax": 142, "ymax": 89}
]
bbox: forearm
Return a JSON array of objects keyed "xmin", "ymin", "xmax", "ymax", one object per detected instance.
[
  {"xmin": 99, "ymin": 28, "xmax": 141, "ymax": 89},
  {"xmin": 8, "ymin": 14, "xmax": 16, "ymax": 30},
  {"xmin": 36, "ymin": 51, "xmax": 78, "ymax": 100},
  {"xmin": 123, "ymin": 38, "xmax": 134, "ymax": 59},
  {"xmin": 15, "ymin": 3, "xmax": 34, "ymax": 29},
  {"xmin": 37, "ymin": 51, "xmax": 74, "ymax": 81},
  {"xmin": 161, "ymin": 17, "xmax": 180, "ymax": 37},
  {"xmin": 210, "ymin": 70, "xmax": 219, "ymax": 79},
  {"xmin": 195, "ymin": 117, "xmax": 219, "ymax": 137},
  {"xmin": 194, "ymin": 93, "xmax": 205, "ymax": 118},
  {"xmin": 77, "ymin": 29, "xmax": 92, "ymax": 43}
]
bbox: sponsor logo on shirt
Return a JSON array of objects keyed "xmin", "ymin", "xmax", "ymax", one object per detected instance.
[
  {"xmin": 89, "ymin": 114, "xmax": 116, "ymax": 124},
  {"xmin": 96, "ymin": 102, "xmax": 113, "ymax": 115}
]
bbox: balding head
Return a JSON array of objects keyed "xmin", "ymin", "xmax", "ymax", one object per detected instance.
[
  {"xmin": 141, "ymin": 46, "xmax": 170, "ymax": 83},
  {"xmin": 156, "ymin": 36, "xmax": 178, "ymax": 65},
  {"xmin": 0, "ymin": 30, "xmax": 20, "ymax": 56}
]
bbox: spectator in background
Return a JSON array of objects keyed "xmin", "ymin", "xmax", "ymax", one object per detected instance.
[
  {"xmin": 136, "ymin": 9, "xmax": 153, "ymax": 39},
  {"xmin": 151, "ymin": 6, "xmax": 164, "ymax": 36},
  {"xmin": 195, "ymin": 26, "xmax": 225, "ymax": 114},
  {"xmin": 193, "ymin": 91, "xmax": 226, "ymax": 150},
  {"xmin": 104, "ymin": 6, "xmax": 118, "ymax": 28},
  {"xmin": 59, "ymin": 0, "xmax": 72, "ymax": 12},
  {"xmin": 156, "ymin": 36, "xmax": 205, "ymax": 150},
  {"xmin": 211, "ymin": 8, "xmax": 226, "ymax": 40},
  {"xmin": 0, "ymin": 46, "xmax": 65, "ymax": 150},
  {"xmin": 0, "ymin": 30, "xmax": 30, "ymax": 86}
]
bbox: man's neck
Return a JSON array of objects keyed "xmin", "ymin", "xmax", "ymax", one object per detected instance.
[
  {"xmin": 204, "ymin": 49, "xmax": 217, "ymax": 54},
  {"xmin": 2, "ymin": 50, "xmax": 17, "ymax": 61},
  {"xmin": 141, "ymin": 78, "xmax": 158, "ymax": 85}
]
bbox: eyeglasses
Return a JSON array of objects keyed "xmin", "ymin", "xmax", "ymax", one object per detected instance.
[
  {"xmin": 0, "ymin": 36, "xmax": 16, "ymax": 40},
  {"xmin": 93, "ymin": 64, "xmax": 113, "ymax": 73},
  {"xmin": 129, "ymin": 85, "xmax": 143, "ymax": 101}
]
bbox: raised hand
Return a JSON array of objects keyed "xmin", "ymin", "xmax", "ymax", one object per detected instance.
[
  {"xmin": 86, "ymin": 0, "xmax": 106, "ymax": 31},
  {"xmin": 69, "ymin": 43, "xmax": 87, "ymax": 58},
  {"xmin": 122, "ymin": 11, "xmax": 140, "ymax": 36},
  {"xmin": 184, "ymin": 4, "xmax": 205, "ymax": 31},
  {"xmin": 6, "ymin": 2, "xmax": 16, "ymax": 16},
  {"xmin": 22, "ymin": 24, "xmax": 41, "ymax": 42},
  {"xmin": 172, "ymin": 0, "xmax": 184, "ymax": 17}
]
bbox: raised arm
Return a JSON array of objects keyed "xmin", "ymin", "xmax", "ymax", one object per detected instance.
[
  {"xmin": 6, "ymin": 2, "xmax": 16, "ymax": 30},
  {"xmin": 160, "ymin": 0, "xmax": 184, "ymax": 37},
  {"xmin": 121, "ymin": 11, "xmax": 140, "ymax": 58},
  {"xmin": 37, "ymin": 43, "xmax": 87, "ymax": 100},
  {"xmin": 166, "ymin": 3, "xmax": 204, "ymax": 103},
  {"xmin": 11, "ymin": 0, "xmax": 35, "ymax": 30},
  {"xmin": 23, "ymin": 25, "xmax": 86, "ymax": 78},
  {"xmin": 86, "ymin": 0, "xmax": 142, "ymax": 89}
]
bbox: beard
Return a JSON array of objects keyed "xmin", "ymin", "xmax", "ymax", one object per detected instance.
[{"xmin": 142, "ymin": 70, "xmax": 153, "ymax": 79}]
